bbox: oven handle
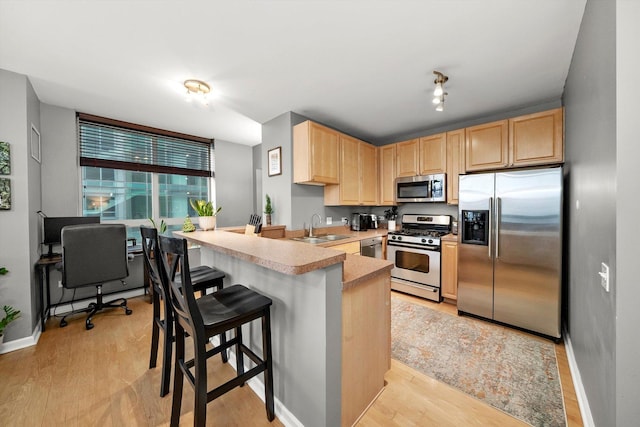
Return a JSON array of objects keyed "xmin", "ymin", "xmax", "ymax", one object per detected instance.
[{"xmin": 387, "ymin": 242, "xmax": 440, "ymax": 252}]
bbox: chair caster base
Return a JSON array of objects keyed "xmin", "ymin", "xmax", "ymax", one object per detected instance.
[
  {"xmin": 86, "ymin": 321, "xmax": 94, "ymax": 330},
  {"xmin": 60, "ymin": 319, "xmax": 68, "ymax": 328},
  {"xmin": 125, "ymin": 308, "xmax": 133, "ymax": 315}
]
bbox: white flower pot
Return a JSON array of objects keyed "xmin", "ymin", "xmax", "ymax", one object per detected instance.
[{"xmin": 198, "ymin": 216, "xmax": 216, "ymax": 231}]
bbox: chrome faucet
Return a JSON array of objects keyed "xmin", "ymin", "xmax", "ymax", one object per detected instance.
[{"xmin": 309, "ymin": 213, "xmax": 322, "ymax": 237}]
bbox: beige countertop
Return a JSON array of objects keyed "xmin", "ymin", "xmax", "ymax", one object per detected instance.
[
  {"xmin": 441, "ymin": 233, "xmax": 459, "ymax": 242},
  {"xmin": 175, "ymin": 229, "xmax": 346, "ymax": 275},
  {"xmin": 342, "ymin": 254, "xmax": 393, "ymax": 290},
  {"xmin": 175, "ymin": 228, "xmax": 392, "ymax": 286}
]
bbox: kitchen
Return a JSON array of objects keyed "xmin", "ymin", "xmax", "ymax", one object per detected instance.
[{"xmin": 0, "ymin": 1, "xmax": 636, "ymax": 426}]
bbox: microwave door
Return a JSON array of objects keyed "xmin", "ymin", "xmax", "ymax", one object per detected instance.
[{"xmin": 397, "ymin": 181, "xmax": 428, "ymax": 201}]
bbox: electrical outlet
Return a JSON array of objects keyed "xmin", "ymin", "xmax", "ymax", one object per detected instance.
[
  {"xmin": 326, "ymin": 217, "xmax": 332, "ymax": 225},
  {"xmin": 58, "ymin": 280, "xmax": 63, "ymax": 288},
  {"xmin": 598, "ymin": 262, "xmax": 610, "ymax": 292},
  {"xmin": 341, "ymin": 217, "xmax": 348, "ymax": 225}
]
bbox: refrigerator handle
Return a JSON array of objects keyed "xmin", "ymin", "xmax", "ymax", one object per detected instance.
[
  {"xmin": 488, "ymin": 197, "xmax": 493, "ymax": 258},
  {"xmin": 496, "ymin": 197, "xmax": 501, "ymax": 259}
]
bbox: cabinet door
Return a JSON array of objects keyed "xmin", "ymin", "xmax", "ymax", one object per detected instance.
[
  {"xmin": 339, "ymin": 134, "xmax": 361, "ymax": 205},
  {"xmin": 419, "ymin": 133, "xmax": 446, "ymax": 174},
  {"xmin": 396, "ymin": 139, "xmax": 419, "ymax": 177},
  {"xmin": 378, "ymin": 144, "xmax": 396, "ymax": 205},
  {"xmin": 441, "ymin": 240, "xmax": 458, "ymax": 300},
  {"xmin": 465, "ymin": 120, "xmax": 508, "ymax": 172},
  {"xmin": 446, "ymin": 129, "xmax": 464, "ymax": 205},
  {"xmin": 293, "ymin": 121, "xmax": 340, "ymax": 184},
  {"xmin": 509, "ymin": 107, "xmax": 563, "ymax": 167},
  {"xmin": 359, "ymin": 142, "xmax": 378, "ymax": 205}
]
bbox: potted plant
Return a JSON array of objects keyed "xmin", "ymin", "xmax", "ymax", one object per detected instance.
[
  {"xmin": 189, "ymin": 199, "xmax": 222, "ymax": 231},
  {"xmin": 0, "ymin": 266, "xmax": 21, "ymax": 343},
  {"xmin": 264, "ymin": 194, "xmax": 273, "ymax": 226}
]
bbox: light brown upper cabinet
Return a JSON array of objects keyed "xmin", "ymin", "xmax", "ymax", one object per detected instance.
[
  {"xmin": 396, "ymin": 139, "xmax": 419, "ymax": 177},
  {"xmin": 509, "ymin": 108, "xmax": 564, "ymax": 167},
  {"xmin": 419, "ymin": 133, "xmax": 446, "ymax": 175},
  {"xmin": 293, "ymin": 121, "xmax": 340, "ymax": 185},
  {"xmin": 446, "ymin": 129, "xmax": 465, "ymax": 205},
  {"xmin": 465, "ymin": 108, "xmax": 564, "ymax": 172},
  {"xmin": 378, "ymin": 144, "xmax": 396, "ymax": 206},
  {"xmin": 325, "ymin": 135, "xmax": 378, "ymax": 206},
  {"xmin": 465, "ymin": 119, "xmax": 509, "ymax": 172}
]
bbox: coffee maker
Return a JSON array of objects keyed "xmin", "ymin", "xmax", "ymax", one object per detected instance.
[{"xmin": 351, "ymin": 213, "xmax": 370, "ymax": 231}]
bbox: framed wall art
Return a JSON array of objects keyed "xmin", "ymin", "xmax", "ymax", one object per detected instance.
[
  {"xmin": 0, "ymin": 178, "xmax": 10, "ymax": 210},
  {"xmin": 31, "ymin": 124, "xmax": 41, "ymax": 163},
  {"xmin": 268, "ymin": 146, "xmax": 282, "ymax": 177},
  {"xmin": 0, "ymin": 141, "xmax": 10, "ymax": 175}
]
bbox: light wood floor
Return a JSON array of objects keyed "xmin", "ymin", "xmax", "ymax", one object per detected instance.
[{"xmin": 0, "ymin": 292, "xmax": 582, "ymax": 426}]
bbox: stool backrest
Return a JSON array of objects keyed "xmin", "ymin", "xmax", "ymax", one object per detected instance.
[
  {"xmin": 140, "ymin": 226, "xmax": 165, "ymax": 296},
  {"xmin": 158, "ymin": 235, "xmax": 204, "ymax": 339}
]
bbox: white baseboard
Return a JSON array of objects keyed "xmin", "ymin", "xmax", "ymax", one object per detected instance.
[
  {"xmin": 210, "ymin": 336, "xmax": 303, "ymax": 427},
  {"xmin": 0, "ymin": 322, "xmax": 41, "ymax": 354},
  {"xmin": 563, "ymin": 330, "xmax": 595, "ymax": 427}
]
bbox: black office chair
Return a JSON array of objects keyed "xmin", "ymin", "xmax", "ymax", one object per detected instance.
[
  {"xmin": 60, "ymin": 224, "xmax": 132, "ymax": 330},
  {"xmin": 140, "ymin": 225, "xmax": 226, "ymax": 397},
  {"xmin": 158, "ymin": 235, "xmax": 274, "ymax": 427}
]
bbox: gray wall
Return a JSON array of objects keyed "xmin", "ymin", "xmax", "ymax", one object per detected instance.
[
  {"xmin": 615, "ymin": 1, "xmax": 640, "ymax": 425},
  {"xmin": 564, "ymin": 2, "xmax": 640, "ymax": 424},
  {"xmin": 0, "ymin": 69, "xmax": 40, "ymax": 340},
  {"xmin": 214, "ymin": 139, "xmax": 254, "ymax": 227}
]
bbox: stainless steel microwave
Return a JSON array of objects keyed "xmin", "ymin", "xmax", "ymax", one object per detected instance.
[{"xmin": 395, "ymin": 174, "xmax": 446, "ymax": 203}]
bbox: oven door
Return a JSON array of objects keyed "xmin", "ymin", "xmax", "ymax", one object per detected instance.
[{"xmin": 386, "ymin": 242, "xmax": 441, "ymax": 301}]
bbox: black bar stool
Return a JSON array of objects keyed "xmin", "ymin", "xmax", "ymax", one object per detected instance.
[
  {"xmin": 158, "ymin": 235, "xmax": 275, "ymax": 427},
  {"xmin": 140, "ymin": 226, "xmax": 226, "ymax": 397}
]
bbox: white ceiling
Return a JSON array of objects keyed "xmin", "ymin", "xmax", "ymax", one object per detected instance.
[{"xmin": 0, "ymin": 1, "xmax": 586, "ymax": 146}]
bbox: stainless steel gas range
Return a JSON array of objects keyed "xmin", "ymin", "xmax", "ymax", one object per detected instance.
[{"xmin": 386, "ymin": 214, "xmax": 451, "ymax": 302}]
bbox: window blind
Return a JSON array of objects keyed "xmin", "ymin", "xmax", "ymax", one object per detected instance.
[{"xmin": 78, "ymin": 114, "xmax": 213, "ymax": 177}]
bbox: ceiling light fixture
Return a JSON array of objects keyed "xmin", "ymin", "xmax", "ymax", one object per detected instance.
[
  {"xmin": 432, "ymin": 71, "xmax": 449, "ymax": 112},
  {"xmin": 184, "ymin": 79, "xmax": 211, "ymax": 106}
]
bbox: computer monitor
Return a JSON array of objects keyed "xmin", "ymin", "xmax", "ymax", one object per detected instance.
[{"xmin": 42, "ymin": 216, "xmax": 100, "ymax": 257}]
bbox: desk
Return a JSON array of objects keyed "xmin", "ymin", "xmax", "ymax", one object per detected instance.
[{"xmin": 36, "ymin": 255, "xmax": 61, "ymax": 332}]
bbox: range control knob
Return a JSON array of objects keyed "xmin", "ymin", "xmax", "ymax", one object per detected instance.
[
  {"xmin": 391, "ymin": 235, "xmax": 397, "ymax": 240},
  {"xmin": 421, "ymin": 238, "xmax": 427, "ymax": 243},
  {"xmin": 397, "ymin": 236, "xmax": 402, "ymax": 241},
  {"xmin": 428, "ymin": 239, "xmax": 434, "ymax": 244}
]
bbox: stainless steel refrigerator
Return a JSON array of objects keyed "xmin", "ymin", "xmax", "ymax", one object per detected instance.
[{"xmin": 457, "ymin": 166, "xmax": 562, "ymax": 339}]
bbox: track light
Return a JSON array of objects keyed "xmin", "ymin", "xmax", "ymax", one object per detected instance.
[{"xmin": 432, "ymin": 71, "xmax": 449, "ymax": 112}]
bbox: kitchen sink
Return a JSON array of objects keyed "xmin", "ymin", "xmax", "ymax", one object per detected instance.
[
  {"xmin": 290, "ymin": 234, "xmax": 351, "ymax": 244},
  {"xmin": 290, "ymin": 237, "xmax": 327, "ymax": 244},
  {"xmin": 321, "ymin": 234, "xmax": 350, "ymax": 241}
]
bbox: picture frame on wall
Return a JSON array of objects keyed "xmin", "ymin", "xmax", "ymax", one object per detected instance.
[
  {"xmin": 31, "ymin": 124, "xmax": 41, "ymax": 163},
  {"xmin": 0, "ymin": 178, "xmax": 10, "ymax": 210},
  {"xmin": 0, "ymin": 141, "xmax": 10, "ymax": 175},
  {"xmin": 268, "ymin": 146, "xmax": 282, "ymax": 177}
]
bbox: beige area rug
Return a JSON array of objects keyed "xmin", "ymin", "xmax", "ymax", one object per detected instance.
[{"xmin": 391, "ymin": 296, "xmax": 566, "ymax": 427}]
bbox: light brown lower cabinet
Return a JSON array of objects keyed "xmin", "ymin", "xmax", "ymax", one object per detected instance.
[
  {"xmin": 441, "ymin": 239, "xmax": 458, "ymax": 300},
  {"xmin": 330, "ymin": 241, "xmax": 361, "ymax": 255}
]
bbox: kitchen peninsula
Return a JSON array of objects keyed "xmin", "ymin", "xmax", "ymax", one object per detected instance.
[{"xmin": 175, "ymin": 229, "xmax": 393, "ymax": 427}]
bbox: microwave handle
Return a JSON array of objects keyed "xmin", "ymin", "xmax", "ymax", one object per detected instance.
[{"xmin": 428, "ymin": 180, "xmax": 432, "ymax": 198}]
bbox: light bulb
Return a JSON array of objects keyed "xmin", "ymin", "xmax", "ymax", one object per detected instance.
[
  {"xmin": 432, "ymin": 96, "xmax": 441, "ymax": 104},
  {"xmin": 433, "ymin": 82, "xmax": 444, "ymax": 97},
  {"xmin": 436, "ymin": 102, "xmax": 444, "ymax": 112}
]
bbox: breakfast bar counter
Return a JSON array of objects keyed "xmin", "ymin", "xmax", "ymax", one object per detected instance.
[{"xmin": 174, "ymin": 229, "xmax": 392, "ymax": 427}]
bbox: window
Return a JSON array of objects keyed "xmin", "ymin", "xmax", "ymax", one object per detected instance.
[{"xmin": 78, "ymin": 114, "xmax": 214, "ymax": 240}]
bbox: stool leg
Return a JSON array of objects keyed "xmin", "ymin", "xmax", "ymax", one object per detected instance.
[
  {"xmin": 194, "ymin": 336, "xmax": 208, "ymax": 427},
  {"xmin": 235, "ymin": 326, "xmax": 244, "ymax": 384},
  {"xmin": 220, "ymin": 331, "xmax": 228, "ymax": 363},
  {"xmin": 160, "ymin": 298, "xmax": 173, "ymax": 397},
  {"xmin": 170, "ymin": 323, "xmax": 185, "ymax": 427},
  {"xmin": 262, "ymin": 309, "xmax": 275, "ymax": 421},
  {"xmin": 149, "ymin": 291, "xmax": 160, "ymax": 369}
]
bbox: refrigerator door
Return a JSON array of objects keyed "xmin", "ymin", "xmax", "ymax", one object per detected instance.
[
  {"xmin": 457, "ymin": 173, "xmax": 495, "ymax": 319},
  {"xmin": 493, "ymin": 168, "xmax": 562, "ymax": 338}
]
